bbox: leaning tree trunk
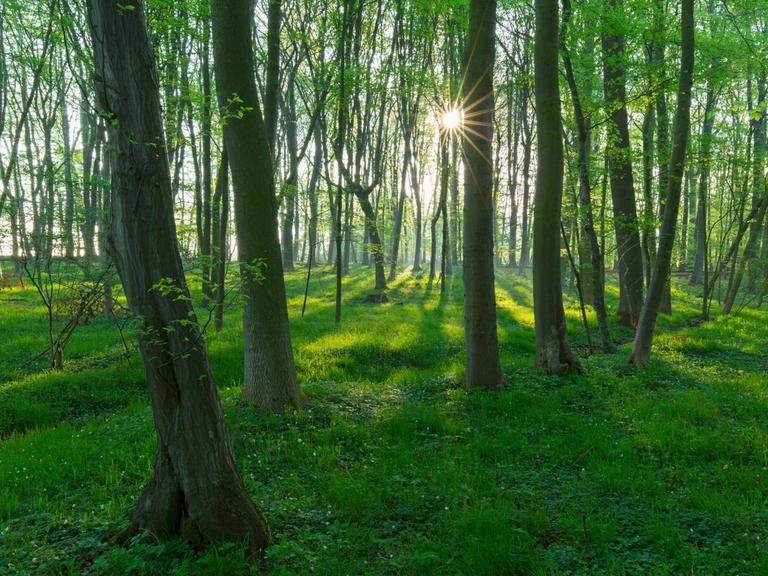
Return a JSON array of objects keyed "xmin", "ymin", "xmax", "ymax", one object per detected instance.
[
  {"xmin": 211, "ymin": 0, "xmax": 303, "ymax": 410},
  {"xmin": 630, "ymin": 0, "xmax": 694, "ymax": 365},
  {"xmin": 354, "ymin": 187, "xmax": 387, "ymax": 290},
  {"xmin": 560, "ymin": 0, "xmax": 613, "ymax": 353},
  {"xmin": 85, "ymin": 0, "xmax": 271, "ymax": 553},
  {"xmin": 462, "ymin": 0, "xmax": 503, "ymax": 390},
  {"xmin": 533, "ymin": 0, "xmax": 580, "ymax": 374},
  {"xmin": 601, "ymin": 0, "xmax": 645, "ymax": 327}
]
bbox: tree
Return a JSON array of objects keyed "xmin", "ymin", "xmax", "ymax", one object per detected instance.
[
  {"xmin": 601, "ymin": 0, "xmax": 645, "ymax": 327},
  {"xmin": 462, "ymin": 0, "xmax": 502, "ymax": 390},
  {"xmin": 211, "ymin": 0, "xmax": 304, "ymax": 410},
  {"xmin": 532, "ymin": 0, "xmax": 580, "ymax": 373},
  {"xmin": 560, "ymin": 0, "xmax": 613, "ymax": 353},
  {"xmin": 630, "ymin": 0, "xmax": 694, "ymax": 365},
  {"xmin": 85, "ymin": 0, "xmax": 270, "ymax": 552}
]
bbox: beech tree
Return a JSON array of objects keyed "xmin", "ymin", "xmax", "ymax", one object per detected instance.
[
  {"xmin": 462, "ymin": 0, "xmax": 502, "ymax": 390},
  {"xmin": 211, "ymin": 0, "xmax": 303, "ymax": 410},
  {"xmin": 630, "ymin": 0, "xmax": 694, "ymax": 365},
  {"xmin": 532, "ymin": 0, "xmax": 580, "ymax": 373},
  {"xmin": 85, "ymin": 0, "xmax": 270, "ymax": 552},
  {"xmin": 601, "ymin": 0, "xmax": 644, "ymax": 327}
]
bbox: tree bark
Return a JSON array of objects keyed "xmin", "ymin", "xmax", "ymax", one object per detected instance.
[
  {"xmin": 462, "ymin": 0, "xmax": 503, "ymax": 390},
  {"xmin": 212, "ymin": 0, "xmax": 303, "ymax": 410},
  {"xmin": 689, "ymin": 83, "xmax": 716, "ymax": 284},
  {"xmin": 86, "ymin": 0, "xmax": 271, "ymax": 553},
  {"xmin": 212, "ymin": 147, "xmax": 230, "ymax": 332},
  {"xmin": 630, "ymin": 0, "xmax": 694, "ymax": 365},
  {"xmin": 560, "ymin": 0, "xmax": 613, "ymax": 353},
  {"xmin": 533, "ymin": 0, "xmax": 581, "ymax": 373},
  {"xmin": 601, "ymin": 0, "xmax": 645, "ymax": 327}
]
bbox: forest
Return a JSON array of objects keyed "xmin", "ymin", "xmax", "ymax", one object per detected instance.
[{"xmin": 0, "ymin": 0, "xmax": 767, "ymax": 573}]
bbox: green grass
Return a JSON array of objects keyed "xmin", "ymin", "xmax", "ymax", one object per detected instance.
[{"xmin": 1, "ymin": 265, "xmax": 767, "ymax": 574}]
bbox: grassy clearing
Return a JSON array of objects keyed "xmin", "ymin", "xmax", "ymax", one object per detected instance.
[{"xmin": 1, "ymin": 266, "xmax": 767, "ymax": 575}]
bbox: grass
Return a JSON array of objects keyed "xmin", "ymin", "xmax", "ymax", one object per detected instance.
[{"xmin": 1, "ymin": 264, "xmax": 767, "ymax": 574}]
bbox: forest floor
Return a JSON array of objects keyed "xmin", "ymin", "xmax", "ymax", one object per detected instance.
[{"xmin": 1, "ymin": 265, "xmax": 767, "ymax": 575}]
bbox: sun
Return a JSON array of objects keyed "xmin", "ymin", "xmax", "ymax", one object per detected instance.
[{"xmin": 441, "ymin": 108, "xmax": 463, "ymax": 131}]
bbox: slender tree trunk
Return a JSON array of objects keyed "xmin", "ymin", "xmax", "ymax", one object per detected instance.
[
  {"xmin": 630, "ymin": 0, "xmax": 694, "ymax": 365},
  {"xmin": 519, "ymin": 85, "xmax": 532, "ymax": 271},
  {"xmin": 281, "ymin": 70, "xmax": 299, "ymax": 271},
  {"xmin": 560, "ymin": 0, "xmax": 613, "ymax": 352},
  {"xmin": 354, "ymin": 187, "xmax": 387, "ymax": 289},
  {"xmin": 60, "ymin": 87, "xmax": 76, "ymax": 259},
  {"xmin": 690, "ymin": 84, "xmax": 716, "ymax": 284},
  {"xmin": 264, "ymin": 0, "xmax": 281, "ymax": 153},
  {"xmin": 201, "ymin": 19, "xmax": 214, "ymax": 302},
  {"xmin": 212, "ymin": 148, "xmax": 230, "ymax": 332},
  {"xmin": 507, "ymin": 68, "xmax": 520, "ymax": 268}
]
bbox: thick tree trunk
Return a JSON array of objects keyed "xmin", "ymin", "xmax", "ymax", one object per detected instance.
[
  {"xmin": 462, "ymin": 0, "xmax": 502, "ymax": 390},
  {"xmin": 601, "ymin": 0, "xmax": 645, "ymax": 327},
  {"xmin": 630, "ymin": 0, "xmax": 694, "ymax": 365},
  {"xmin": 86, "ymin": 0, "xmax": 270, "ymax": 553},
  {"xmin": 212, "ymin": 0, "xmax": 303, "ymax": 410},
  {"xmin": 533, "ymin": 0, "xmax": 580, "ymax": 374}
]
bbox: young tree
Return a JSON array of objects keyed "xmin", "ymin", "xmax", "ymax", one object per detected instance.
[
  {"xmin": 211, "ymin": 0, "xmax": 303, "ymax": 410},
  {"xmin": 630, "ymin": 0, "xmax": 694, "ymax": 364},
  {"xmin": 85, "ymin": 0, "xmax": 270, "ymax": 552},
  {"xmin": 533, "ymin": 0, "xmax": 580, "ymax": 373},
  {"xmin": 560, "ymin": 0, "xmax": 613, "ymax": 353},
  {"xmin": 462, "ymin": 0, "xmax": 502, "ymax": 390}
]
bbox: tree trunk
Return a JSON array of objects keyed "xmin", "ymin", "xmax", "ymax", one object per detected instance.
[
  {"xmin": 212, "ymin": 148, "xmax": 230, "ymax": 332},
  {"xmin": 212, "ymin": 0, "xmax": 303, "ymax": 410},
  {"xmin": 201, "ymin": 19, "xmax": 214, "ymax": 302},
  {"xmin": 519, "ymin": 84, "xmax": 532, "ymax": 272},
  {"xmin": 533, "ymin": 0, "xmax": 580, "ymax": 373},
  {"xmin": 689, "ymin": 83, "xmax": 716, "ymax": 284},
  {"xmin": 354, "ymin": 186, "xmax": 387, "ymax": 289},
  {"xmin": 264, "ymin": 0, "xmax": 281, "ymax": 153},
  {"xmin": 462, "ymin": 0, "xmax": 502, "ymax": 390},
  {"xmin": 560, "ymin": 0, "xmax": 613, "ymax": 353},
  {"xmin": 630, "ymin": 0, "xmax": 694, "ymax": 365},
  {"xmin": 601, "ymin": 0, "xmax": 645, "ymax": 327},
  {"xmin": 86, "ymin": 0, "xmax": 271, "ymax": 553},
  {"xmin": 281, "ymin": 70, "xmax": 299, "ymax": 271},
  {"xmin": 723, "ymin": 75, "xmax": 766, "ymax": 313}
]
